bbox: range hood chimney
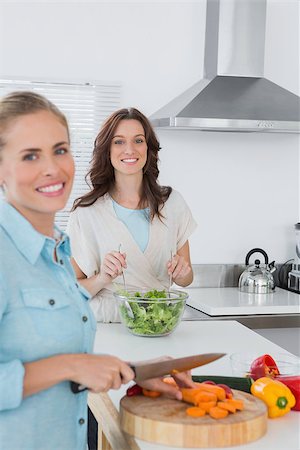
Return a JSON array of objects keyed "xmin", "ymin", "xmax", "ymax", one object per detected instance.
[{"xmin": 150, "ymin": 0, "xmax": 300, "ymax": 133}]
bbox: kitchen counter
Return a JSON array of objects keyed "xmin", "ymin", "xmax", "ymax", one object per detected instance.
[
  {"xmin": 182, "ymin": 287, "xmax": 300, "ymax": 329},
  {"xmin": 183, "ymin": 304, "xmax": 300, "ymax": 329},
  {"xmin": 94, "ymin": 321, "xmax": 300, "ymax": 450}
]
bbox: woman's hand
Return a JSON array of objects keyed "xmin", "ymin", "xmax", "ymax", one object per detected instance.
[
  {"xmin": 23, "ymin": 354, "xmax": 134, "ymax": 398},
  {"xmin": 167, "ymin": 254, "xmax": 192, "ymax": 286},
  {"xmin": 70, "ymin": 354, "xmax": 134, "ymax": 393},
  {"xmin": 134, "ymin": 356, "xmax": 196, "ymax": 400},
  {"xmin": 98, "ymin": 250, "xmax": 127, "ymax": 286},
  {"xmin": 138, "ymin": 371, "xmax": 195, "ymax": 401}
]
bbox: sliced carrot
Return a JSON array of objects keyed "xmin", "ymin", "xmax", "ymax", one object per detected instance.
[
  {"xmin": 209, "ymin": 406, "xmax": 229, "ymax": 419},
  {"xmin": 186, "ymin": 407, "xmax": 206, "ymax": 417},
  {"xmin": 217, "ymin": 401, "xmax": 236, "ymax": 413},
  {"xmin": 197, "ymin": 401, "xmax": 217, "ymax": 413},
  {"xmin": 192, "ymin": 383, "xmax": 226, "ymax": 400},
  {"xmin": 142, "ymin": 388, "xmax": 161, "ymax": 398},
  {"xmin": 181, "ymin": 388, "xmax": 202, "ymax": 406},
  {"xmin": 196, "ymin": 392, "xmax": 218, "ymax": 403},
  {"xmin": 226, "ymin": 398, "xmax": 244, "ymax": 410}
]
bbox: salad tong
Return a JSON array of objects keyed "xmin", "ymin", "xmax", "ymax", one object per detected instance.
[
  {"xmin": 168, "ymin": 251, "xmax": 173, "ymax": 297},
  {"xmin": 118, "ymin": 244, "xmax": 134, "ymax": 319}
]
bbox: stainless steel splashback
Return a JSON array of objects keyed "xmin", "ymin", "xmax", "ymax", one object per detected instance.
[{"xmin": 190, "ymin": 263, "xmax": 288, "ymax": 289}]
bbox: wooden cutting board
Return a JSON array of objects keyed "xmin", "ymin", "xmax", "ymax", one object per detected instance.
[{"xmin": 120, "ymin": 390, "xmax": 268, "ymax": 448}]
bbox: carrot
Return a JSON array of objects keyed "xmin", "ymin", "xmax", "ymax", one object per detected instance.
[
  {"xmin": 186, "ymin": 407, "xmax": 206, "ymax": 417},
  {"xmin": 226, "ymin": 398, "xmax": 244, "ymax": 410},
  {"xmin": 197, "ymin": 401, "xmax": 217, "ymax": 413},
  {"xmin": 209, "ymin": 406, "xmax": 229, "ymax": 419},
  {"xmin": 181, "ymin": 388, "xmax": 202, "ymax": 406},
  {"xmin": 142, "ymin": 388, "xmax": 161, "ymax": 398},
  {"xmin": 191, "ymin": 383, "xmax": 226, "ymax": 401},
  {"xmin": 217, "ymin": 401, "xmax": 236, "ymax": 413},
  {"xmin": 196, "ymin": 392, "xmax": 218, "ymax": 403}
]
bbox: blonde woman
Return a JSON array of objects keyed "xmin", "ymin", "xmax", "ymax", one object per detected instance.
[{"xmin": 0, "ymin": 92, "xmax": 192, "ymax": 450}]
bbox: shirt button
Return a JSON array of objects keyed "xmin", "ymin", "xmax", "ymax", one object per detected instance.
[
  {"xmin": 78, "ymin": 418, "xmax": 85, "ymax": 425},
  {"xmin": 49, "ymin": 299, "xmax": 55, "ymax": 306},
  {"xmin": 59, "ymin": 259, "xmax": 64, "ymax": 265},
  {"xmin": 82, "ymin": 316, "xmax": 88, "ymax": 322}
]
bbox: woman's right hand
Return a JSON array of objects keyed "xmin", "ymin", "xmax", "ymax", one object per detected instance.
[
  {"xmin": 98, "ymin": 250, "xmax": 127, "ymax": 286},
  {"xmin": 70, "ymin": 249, "xmax": 127, "ymax": 297},
  {"xmin": 23, "ymin": 353, "xmax": 134, "ymax": 398},
  {"xmin": 70, "ymin": 354, "xmax": 134, "ymax": 393}
]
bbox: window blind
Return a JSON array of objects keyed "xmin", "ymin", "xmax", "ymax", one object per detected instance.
[{"xmin": 0, "ymin": 79, "xmax": 121, "ymax": 229}]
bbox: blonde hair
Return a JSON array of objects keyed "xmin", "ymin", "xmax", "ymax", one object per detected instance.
[{"xmin": 0, "ymin": 91, "xmax": 69, "ymax": 156}]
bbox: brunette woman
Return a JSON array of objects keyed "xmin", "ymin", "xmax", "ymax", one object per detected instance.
[{"xmin": 68, "ymin": 107, "xmax": 197, "ymax": 323}]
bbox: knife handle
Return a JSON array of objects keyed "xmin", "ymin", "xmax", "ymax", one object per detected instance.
[
  {"xmin": 70, "ymin": 381, "xmax": 87, "ymax": 394},
  {"xmin": 70, "ymin": 365, "xmax": 136, "ymax": 394}
]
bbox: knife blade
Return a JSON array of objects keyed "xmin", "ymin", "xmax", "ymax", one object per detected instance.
[
  {"xmin": 132, "ymin": 353, "xmax": 225, "ymax": 382},
  {"xmin": 70, "ymin": 352, "xmax": 225, "ymax": 394}
]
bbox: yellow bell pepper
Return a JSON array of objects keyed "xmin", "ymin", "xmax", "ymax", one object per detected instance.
[{"xmin": 251, "ymin": 377, "xmax": 296, "ymax": 418}]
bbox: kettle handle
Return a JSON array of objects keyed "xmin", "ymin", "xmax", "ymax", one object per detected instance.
[{"xmin": 245, "ymin": 248, "xmax": 269, "ymax": 266}]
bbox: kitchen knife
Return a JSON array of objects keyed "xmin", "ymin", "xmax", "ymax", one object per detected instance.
[{"xmin": 70, "ymin": 352, "xmax": 225, "ymax": 394}]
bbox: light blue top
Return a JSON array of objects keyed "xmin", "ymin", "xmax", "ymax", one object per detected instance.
[
  {"xmin": 112, "ymin": 199, "xmax": 150, "ymax": 252},
  {"xmin": 0, "ymin": 200, "xmax": 96, "ymax": 450}
]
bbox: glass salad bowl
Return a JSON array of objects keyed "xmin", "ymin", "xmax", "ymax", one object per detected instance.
[
  {"xmin": 114, "ymin": 288, "xmax": 188, "ymax": 337},
  {"xmin": 230, "ymin": 352, "xmax": 300, "ymax": 378}
]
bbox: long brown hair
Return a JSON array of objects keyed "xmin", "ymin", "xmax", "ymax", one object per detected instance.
[
  {"xmin": 0, "ymin": 91, "xmax": 69, "ymax": 158},
  {"xmin": 72, "ymin": 107, "xmax": 172, "ymax": 220}
]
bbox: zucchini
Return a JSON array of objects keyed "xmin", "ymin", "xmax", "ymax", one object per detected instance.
[{"xmin": 192, "ymin": 375, "xmax": 253, "ymax": 393}]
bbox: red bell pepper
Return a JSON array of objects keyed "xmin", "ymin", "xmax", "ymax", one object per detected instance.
[
  {"xmin": 202, "ymin": 380, "xmax": 233, "ymax": 398},
  {"xmin": 126, "ymin": 384, "xmax": 143, "ymax": 397},
  {"xmin": 217, "ymin": 383, "xmax": 233, "ymax": 399},
  {"xmin": 277, "ymin": 376, "xmax": 300, "ymax": 411},
  {"xmin": 250, "ymin": 354, "xmax": 280, "ymax": 380}
]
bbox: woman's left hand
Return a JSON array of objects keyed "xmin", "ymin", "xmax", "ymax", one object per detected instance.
[
  {"xmin": 167, "ymin": 254, "xmax": 192, "ymax": 285},
  {"xmin": 134, "ymin": 356, "xmax": 196, "ymax": 400}
]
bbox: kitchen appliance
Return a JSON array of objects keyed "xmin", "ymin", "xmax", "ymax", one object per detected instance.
[
  {"xmin": 239, "ymin": 248, "xmax": 276, "ymax": 294},
  {"xmin": 70, "ymin": 352, "xmax": 225, "ymax": 393},
  {"xmin": 150, "ymin": 0, "xmax": 300, "ymax": 133},
  {"xmin": 120, "ymin": 391, "xmax": 267, "ymax": 447},
  {"xmin": 288, "ymin": 223, "xmax": 300, "ymax": 292}
]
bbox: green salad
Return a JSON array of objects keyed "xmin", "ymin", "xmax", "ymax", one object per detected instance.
[{"xmin": 117, "ymin": 289, "xmax": 185, "ymax": 336}]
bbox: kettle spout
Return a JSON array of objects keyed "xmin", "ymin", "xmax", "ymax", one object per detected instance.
[{"xmin": 268, "ymin": 261, "xmax": 277, "ymax": 273}]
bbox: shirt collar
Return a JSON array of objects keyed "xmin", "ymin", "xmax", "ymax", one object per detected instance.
[
  {"xmin": 55, "ymin": 226, "xmax": 71, "ymax": 257},
  {"xmin": 0, "ymin": 200, "xmax": 71, "ymax": 264}
]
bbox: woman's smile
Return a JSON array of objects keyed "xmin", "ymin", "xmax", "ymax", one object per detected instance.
[
  {"xmin": 121, "ymin": 157, "xmax": 139, "ymax": 165},
  {"xmin": 36, "ymin": 181, "xmax": 66, "ymax": 196}
]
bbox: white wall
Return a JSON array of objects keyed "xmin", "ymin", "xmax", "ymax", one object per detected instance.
[{"xmin": 0, "ymin": 0, "xmax": 299, "ymax": 264}]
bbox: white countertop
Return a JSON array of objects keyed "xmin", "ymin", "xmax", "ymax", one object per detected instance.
[
  {"xmin": 185, "ymin": 287, "xmax": 300, "ymax": 316},
  {"xmin": 94, "ymin": 321, "xmax": 300, "ymax": 450}
]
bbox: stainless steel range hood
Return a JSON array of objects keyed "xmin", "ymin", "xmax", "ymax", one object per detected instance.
[{"xmin": 151, "ymin": 0, "xmax": 300, "ymax": 133}]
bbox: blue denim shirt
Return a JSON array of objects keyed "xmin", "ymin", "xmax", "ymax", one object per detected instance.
[{"xmin": 0, "ymin": 201, "xmax": 96, "ymax": 450}]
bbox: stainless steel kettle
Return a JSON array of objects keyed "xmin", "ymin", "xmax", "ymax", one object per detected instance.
[{"xmin": 238, "ymin": 248, "xmax": 276, "ymax": 294}]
